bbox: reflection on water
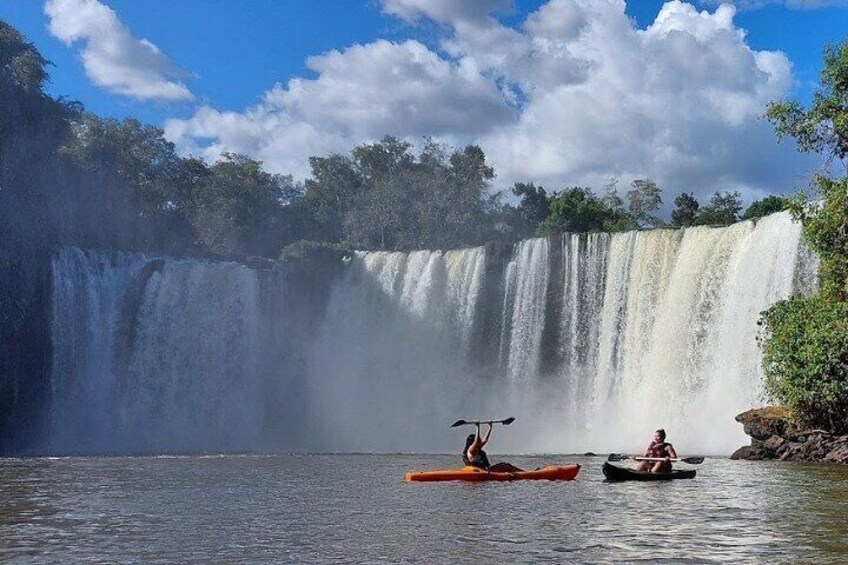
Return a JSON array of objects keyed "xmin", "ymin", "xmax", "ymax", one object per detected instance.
[{"xmin": 0, "ymin": 455, "xmax": 846, "ymax": 564}]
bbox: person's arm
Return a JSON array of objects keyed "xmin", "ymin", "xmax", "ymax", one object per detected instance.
[
  {"xmin": 666, "ymin": 444, "xmax": 677, "ymax": 460},
  {"xmin": 468, "ymin": 424, "xmax": 483, "ymax": 456},
  {"xmin": 643, "ymin": 443, "xmax": 652, "ymax": 457},
  {"xmin": 479, "ymin": 423, "xmax": 493, "ymax": 447}
]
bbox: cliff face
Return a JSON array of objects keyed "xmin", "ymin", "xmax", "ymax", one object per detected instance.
[
  {"xmin": 731, "ymin": 407, "xmax": 848, "ymax": 463},
  {"xmin": 0, "ymin": 246, "xmax": 53, "ymax": 453}
]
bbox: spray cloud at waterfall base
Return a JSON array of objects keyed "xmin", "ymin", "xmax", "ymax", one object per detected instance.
[{"xmin": 48, "ymin": 212, "xmax": 815, "ymax": 455}]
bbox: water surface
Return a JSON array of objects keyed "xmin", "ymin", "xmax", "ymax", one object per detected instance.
[{"xmin": 1, "ymin": 454, "xmax": 846, "ymax": 564}]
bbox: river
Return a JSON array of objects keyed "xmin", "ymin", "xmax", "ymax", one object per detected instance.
[{"xmin": 1, "ymin": 454, "xmax": 846, "ymax": 564}]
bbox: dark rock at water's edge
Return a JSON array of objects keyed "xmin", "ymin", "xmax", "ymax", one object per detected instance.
[{"xmin": 731, "ymin": 407, "xmax": 848, "ymax": 464}]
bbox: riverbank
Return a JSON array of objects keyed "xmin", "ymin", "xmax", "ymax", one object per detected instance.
[{"xmin": 731, "ymin": 407, "xmax": 848, "ymax": 463}]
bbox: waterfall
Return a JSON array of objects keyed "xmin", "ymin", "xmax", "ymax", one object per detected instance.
[
  {"xmin": 306, "ymin": 247, "xmax": 486, "ymax": 452},
  {"xmin": 549, "ymin": 213, "xmax": 807, "ymax": 453},
  {"xmin": 50, "ymin": 247, "xmax": 271, "ymax": 453},
  {"xmin": 501, "ymin": 238, "xmax": 550, "ymax": 385},
  {"xmin": 48, "ymin": 212, "xmax": 812, "ymax": 455}
]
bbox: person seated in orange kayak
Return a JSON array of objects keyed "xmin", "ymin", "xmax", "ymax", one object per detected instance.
[
  {"xmin": 463, "ymin": 423, "xmax": 523, "ymax": 472},
  {"xmin": 635, "ymin": 428, "xmax": 677, "ymax": 473}
]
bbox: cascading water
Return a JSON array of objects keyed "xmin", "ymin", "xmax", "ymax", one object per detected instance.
[
  {"xmin": 50, "ymin": 247, "xmax": 277, "ymax": 453},
  {"xmin": 306, "ymin": 248, "xmax": 487, "ymax": 452},
  {"xmin": 48, "ymin": 212, "xmax": 814, "ymax": 455},
  {"xmin": 542, "ymin": 213, "xmax": 810, "ymax": 454},
  {"xmin": 501, "ymin": 238, "xmax": 550, "ymax": 385}
]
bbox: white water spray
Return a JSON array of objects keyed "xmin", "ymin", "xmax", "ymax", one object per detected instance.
[{"xmin": 49, "ymin": 212, "xmax": 812, "ymax": 455}]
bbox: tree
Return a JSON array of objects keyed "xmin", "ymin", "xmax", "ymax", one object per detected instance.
[
  {"xmin": 303, "ymin": 153, "xmax": 363, "ymax": 243},
  {"xmin": 0, "ymin": 21, "xmax": 49, "ymax": 94},
  {"xmin": 537, "ymin": 187, "xmax": 613, "ymax": 234},
  {"xmin": 58, "ymin": 113, "xmax": 201, "ymax": 252},
  {"xmin": 742, "ymin": 195, "xmax": 791, "ymax": 220},
  {"xmin": 697, "ymin": 191, "xmax": 742, "ymax": 226},
  {"xmin": 599, "ymin": 178, "xmax": 638, "ymax": 232},
  {"xmin": 759, "ymin": 295, "xmax": 848, "ymax": 433},
  {"xmin": 510, "ymin": 182, "xmax": 548, "ymax": 238},
  {"xmin": 626, "ymin": 179, "xmax": 663, "ymax": 228},
  {"xmin": 767, "ymin": 41, "xmax": 848, "ymax": 160},
  {"xmin": 192, "ymin": 153, "xmax": 297, "ymax": 257},
  {"xmin": 758, "ymin": 39, "xmax": 848, "ymax": 432},
  {"xmin": 302, "ymin": 136, "xmax": 496, "ymax": 250},
  {"xmin": 670, "ymin": 192, "xmax": 700, "ymax": 227}
]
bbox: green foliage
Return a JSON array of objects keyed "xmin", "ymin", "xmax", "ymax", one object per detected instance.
[
  {"xmin": 670, "ymin": 191, "xmax": 742, "ymax": 227},
  {"xmin": 766, "ymin": 41, "xmax": 848, "ymax": 159},
  {"xmin": 192, "ymin": 153, "xmax": 301, "ymax": 257},
  {"xmin": 791, "ymin": 176, "xmax": 848, "ymax": 302},
  {"xmin": 696, "ymin": 191, "xmax": 742, "ymax": 226},
  {"xmin": 626, "ymin": 179, "xmax": 663, "ymax": 227},
  {"xmin": 0, "ymin": 21, "xmax": 49, "ymax": 93},
  {"xmin": 671, "ymin": 192, "xmax": 699, "ymax": 227},
  {"xmin": 278, "ymin": 239, "xmax": 348, "ymax": 261},
  {"xmin": 304, "ymin": 137, "xmax": 495, "ymax": 250},
  {"xmin": 537, "ymin": 187, "xmax": 615, "ymax": 234},
  {"xmin": 759, "ymin": 39, "xmax": 848, "ymax": 433},
  {"xmin": 62, "ymin": 114, "xmax": 183, "ymax": 211},
  {"xmin": 759, "ymin": 295, "xmax": 848, "ymax": 433},
  {"xmin": 510, "ymin": 182, "xmax": 549, "ymax": 238},
  {"xmin": 742, "ymin": 195, "xmax": 791, "ymax": 220},
  {"xmin": 535, "ymin": 181, "xmax": 655, "ymax": 235}
]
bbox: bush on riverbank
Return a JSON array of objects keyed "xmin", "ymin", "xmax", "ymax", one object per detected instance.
[{"xmin": 759, "ymin": 295, "xmax": 848, "ymax": 433}]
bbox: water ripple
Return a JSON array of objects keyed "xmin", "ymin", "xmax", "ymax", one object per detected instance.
[{"xmin": 0, "ymin": 455, "xmax": 846, "ymax": 564}]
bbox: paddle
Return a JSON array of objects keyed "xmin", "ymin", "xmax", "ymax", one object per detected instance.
[
  {"xmin": 607, "ymin": 453, "xmax": 705, "ymax": 464},
  {"xmin": 450, "ymin": 417, "xmax": 516, "ymax": 428}
]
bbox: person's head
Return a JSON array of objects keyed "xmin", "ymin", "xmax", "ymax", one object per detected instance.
[
  {"xmin": 654, "ymin": 428, "xmax": 666, "ymax": 443},
  {"xmin": 465, "ymin": 434, "xmax": 476, "ymax": 450}
]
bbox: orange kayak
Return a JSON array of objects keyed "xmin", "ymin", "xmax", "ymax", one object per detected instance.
[{"xmin": 405, "ymin": 464, "xmax": 580, "ymax": 482}]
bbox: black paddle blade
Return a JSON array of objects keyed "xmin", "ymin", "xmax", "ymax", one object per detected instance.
[
  {"xmin": 682, "ymin": 456, "xmax": 704, "ymax": 464},
  {"xmin": 502, "ymin": 417, "xmax": 516, "ymax": 425},
  {"xmin": 450, "ymin": 419, "xmax": 468, "ymax": 428},
  {"xmin": 607, "ymin": 453, "xmax": 629, "ymax": 462}
]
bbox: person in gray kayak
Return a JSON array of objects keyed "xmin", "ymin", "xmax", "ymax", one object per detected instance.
[
  {"xmin": 463, "ymin": 423, "xmax": 523, "ymax": 472},
  {"xmin": 635, "ymin": 428, "xmax": 677, "ymax": 473}
]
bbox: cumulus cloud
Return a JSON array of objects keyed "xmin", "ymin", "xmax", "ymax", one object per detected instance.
[
  {"xmin": 45, "ymin": 0, "xmax": 192, "ymax": 100},
  {"xmin": 165, "ymin": 0, "xmax": 817, "ymax": 206},
  {"xmin": 701, "ymin": 0, "xmax": 848, "ymax": 9},
  {"xmin": 165, "ymin": 39, "xmax": 513, "ymax": 178}
]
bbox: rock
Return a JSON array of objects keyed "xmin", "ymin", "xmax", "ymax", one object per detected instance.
[
  {"xmin": 583, "ymin": 452, "xmax": 597, "ymax": 457},
  {"xmin": 734, "ymin": 406, "xmax": 848, "ymax": 464},
  {"xmin": 735, "ymin": 407, "xmax": 796, "ymax": 441},
  {"xmin": 763, "ymin": 435, "xmax": 785, "ymax": 451},
  {"xmin": 730, "ymin": 445, "xmax": 764, "ymax": 460},
  {"xmin": 824, "ymin": 444, "xmax": 848, "ymax": 464},
  {"xmin": 779, "ymin": 443, "xmax": 804, "ymax": 461}
]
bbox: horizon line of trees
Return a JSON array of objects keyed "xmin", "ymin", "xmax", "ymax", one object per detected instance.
[{"xmin": 1, "ymin": 20, "xmax": 793, "ymax": 264}]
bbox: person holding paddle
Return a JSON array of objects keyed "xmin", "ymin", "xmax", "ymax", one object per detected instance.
[
  {"xmin": 635, "ymin": 428, "xmax": 677, "ymax": 473},
  {"xmin": 461, "ymin": 421, "xmax": 523, "ymax": 473}
]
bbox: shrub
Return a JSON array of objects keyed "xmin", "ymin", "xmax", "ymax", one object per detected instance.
[{"xmin": 759, "ymin": 294, "xmax": 848, "ymax": 433}]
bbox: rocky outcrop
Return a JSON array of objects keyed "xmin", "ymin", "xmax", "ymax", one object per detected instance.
[{"xmin": 731, "ymin": 407, "xmax": 848, "ymax": 463}]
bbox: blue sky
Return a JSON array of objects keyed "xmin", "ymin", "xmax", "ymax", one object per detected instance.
[{"xmin": 2, "ymin": 0, "xmax": 847, "ymax": 204}]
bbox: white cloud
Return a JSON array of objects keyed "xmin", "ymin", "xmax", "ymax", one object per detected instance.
[
  {"xmin": 165, "ymin": 39, "xmax": 513, "ymax": 178},
  {"xmin": 165, "ymin": 0, "xmax": 817, "ymax": 206},
  {"xmin": 701, "ymin": 0, "xmax": 848, "ymax": 9},
  {"xmin": 44, "ymin": 0, "xmax": 192, "ymax": 100}
]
